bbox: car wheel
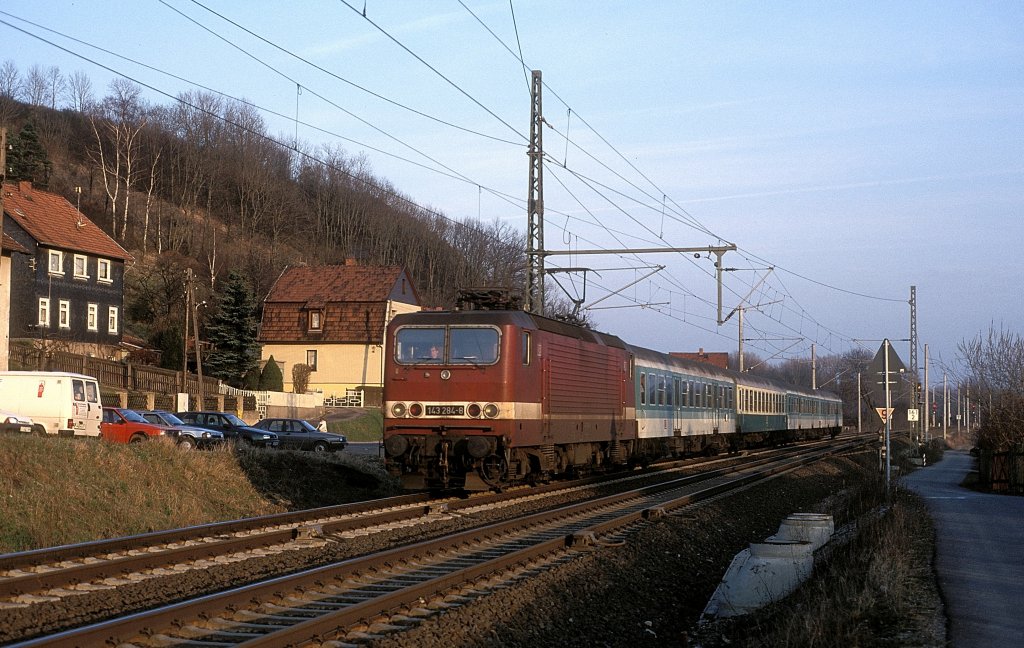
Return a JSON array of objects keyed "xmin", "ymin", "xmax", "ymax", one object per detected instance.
[
  {"xmin": 32, "ymin": 424, "xmax": 47, "ymax": 436},
  {"xmin": 129, "ymin": 433, "xmax": 147, "ymax": 443},
  {"xmin": 178, "ymin": 437, "xmax": 196, "ymax": 451},
  {"xmin": 313, "ymin": 441, "xmax": 328, "ymax": 453}
]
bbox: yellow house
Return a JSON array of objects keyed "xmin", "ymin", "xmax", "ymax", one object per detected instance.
[{"xmin": 258, "ymin": 262, "xmax": 420, "ymax": 405}]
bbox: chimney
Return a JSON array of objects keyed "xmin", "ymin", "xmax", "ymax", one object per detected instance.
[
  {"xmin": 18, "ymin": 180, "xmax": 32, "ymax": 193},
  {"xmin": 344, "ymin": 258, "xmax": 358, "ymax": 266}
]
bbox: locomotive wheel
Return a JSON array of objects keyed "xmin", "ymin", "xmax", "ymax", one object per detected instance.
[{"xmin": 479, "ymin": 454, "xmax": 509, "ymax": 488}]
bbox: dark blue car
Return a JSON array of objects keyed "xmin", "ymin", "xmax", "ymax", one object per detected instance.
[{"xmin": 176, "ymin": 411, "xmax": 279, "ymax": 448}]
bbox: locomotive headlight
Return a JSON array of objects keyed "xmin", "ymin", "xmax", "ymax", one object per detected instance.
[
  {"xmin": 391, "ymin": 402, "xmax": 407, "ymax": 418},
  {"xmin": 467, "ymin": 403, "xmax": 482, "ymax": 418},
  {"xmin": 409, "ymin": 403, "xmax": 423, "ymax": 417},
  {"xmin": 483, "ymin": 403, "xmax": 499, "ymax": 419}
]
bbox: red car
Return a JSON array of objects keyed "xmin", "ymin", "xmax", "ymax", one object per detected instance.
[{"xmin": 100, "ymin": 407, "xmax": 176, "ymax": 443}]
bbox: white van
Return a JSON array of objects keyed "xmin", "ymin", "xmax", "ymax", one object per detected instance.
[{"xmin": 0, "ymin": 371, "xmax": 103, "ymax": 436}]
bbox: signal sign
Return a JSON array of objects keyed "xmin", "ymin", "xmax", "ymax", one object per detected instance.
[{"xmin": 875, "ymin": 408, "xmax": 892, "ymax": 422}]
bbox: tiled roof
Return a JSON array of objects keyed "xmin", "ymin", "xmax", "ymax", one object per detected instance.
[
  {"xmin": 2, "ymin": 232, "xmax": 29, "ymax": 254},
  {"xmin": 2, "ymin": 181, "xmax": 133, "ymax": 261},
  {"xmin": 259, "ymin": 302, "xmax": 389, "ymax": 343},
  {"xmin": 264, "ymin": 264, "xmax": 414, "ymax": 304}
]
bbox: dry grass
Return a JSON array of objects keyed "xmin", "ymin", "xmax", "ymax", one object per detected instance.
[
  {"xmin": 696, "ymin": 466, "xmax": 946, "ymax": 647},
  {"xmin": 0, "ymin": 435, "xmax": 399, "ymax": 553}
]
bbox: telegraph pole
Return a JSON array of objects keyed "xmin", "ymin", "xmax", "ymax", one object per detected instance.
[
  {"xmin": 525, "ymin": 70, "xmax": 545, "ymax": 314},
  {"xmin": 923, "ymin": 344, "xmax": 930, "ymax": 444},
  {"xmin": 811, "ymin": 343, "xmax": 817, "ymax": 390}
]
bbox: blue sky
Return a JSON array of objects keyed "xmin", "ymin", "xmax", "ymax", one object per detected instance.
[{"xmin": 3, "ymin": 1, "xmax": 1022, "ymax": 382}]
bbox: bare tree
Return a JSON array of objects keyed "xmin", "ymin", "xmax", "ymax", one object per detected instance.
[
  {"xmin": 44, "ymin": 66, "xmax": 64, "ymax": 110},
  {"xmin": 0, "ymin": 60, "xmax": 23, "ymax": 125},
  {"xmin": 90, "ymin": 79, "xmax": 147, "ymax": 239},
  {"xmin": 64, "ymin": 70, "xmax": 95, "ymax": 113},
  {"xmin": 959, "ymin": 325, "xmax": 1024, "ymax": 451},
  {"xmin": 23, "ymin": 65, "xmax": 48, "ymax": 107}
]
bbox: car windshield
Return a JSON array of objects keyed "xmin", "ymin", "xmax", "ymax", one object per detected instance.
[
  {"xmin": 155, "ymin": 412, "xmax": 184, "ymax": 425},
  {"xmin": 225, "ymin": 413, "xmax": 247, "ymax": 426},
  {"xmin": 297, "ymin": 420, "xmax": 318, "ymax": 432},
  {"xmin": 121, "ymin": 409, "xmax": 147, "ymax": 423}
]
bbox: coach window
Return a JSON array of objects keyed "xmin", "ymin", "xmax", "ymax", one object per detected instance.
[
  {"xmin": 657, "ymin": 376, "xmax": 665, "ymax": 405},
  {"xmin": 450, "ymin": 326, "xmax": 500, "ymax": 365},
  {"xmin": 639, "ymin": 373, "xmax": 646, "ymax": 405},
  {"xmin": 648, "ymin": 374, "xmax": 657, "ymax": 405},
  {"xmin": 521, "ymin": 331, "xmax": 531, "ymax": 365}
]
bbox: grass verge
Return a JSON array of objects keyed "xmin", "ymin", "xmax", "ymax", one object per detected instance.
[{"xmin": 0, "ymin": 434, "xmax": 400, "ymax": 553}]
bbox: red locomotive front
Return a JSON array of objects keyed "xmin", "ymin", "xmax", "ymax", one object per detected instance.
[{"xmin": 383, "ymin": 310, "xmax": 635, "ymax": 490}]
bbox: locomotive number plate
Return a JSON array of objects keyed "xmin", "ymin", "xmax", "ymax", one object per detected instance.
[{"xmin": 426, "ymin": 405, "xmax": 464, "ymax": 416}]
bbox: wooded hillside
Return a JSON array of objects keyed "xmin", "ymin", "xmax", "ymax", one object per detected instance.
[{"xmin": 2, "ymin": 61, "xmax": 528, "ymax": 369}]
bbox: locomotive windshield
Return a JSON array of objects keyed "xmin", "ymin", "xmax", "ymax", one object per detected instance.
[
  {"xmin": 449, "ymin": 327, "xmax": 499, "ymax": 365},
  {"xmin": 394, "ymin": 325, "xmax": 500, "ymax": 365},
  {"xmin": 396, "ymin": 327, "xmax": 446, "ymax": 364}
]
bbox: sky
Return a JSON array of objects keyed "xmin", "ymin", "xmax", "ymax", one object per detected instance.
[{"xmin": 3, "ymin": 1, "xmax": 1022, "ymax": 384}]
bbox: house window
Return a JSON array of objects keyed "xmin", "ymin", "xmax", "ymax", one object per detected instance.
[
  {"xmin": 306, "ymin": 350, "xmax": 317, "ymax": 371},
  {"xmin": 108, "ymin": 306, "xmax": 119, "ymax": 334},
  {"xmin": 58, "ymin": 300, "xmax": 70, "ymax": 328},
  {"xmin": 73, "ymin": 254, "xmax": 89, "ymax": 279},
  {"xmin": 308, "ymin": 310, "xmax": 322, "ymax": 331},
  {"xmin": 48, "ymin": 250, "xmax": 63, "ymax": 275},
  {"xmin": 87, "ymin": 303, "xmax": 98, "ymax": 331},
  {"xmin": 38, "ymin": 298, "xmax": 50, "ymax": 327},
  {"xmin": 97, "ymin": 258, "xmax": 112, "ymax": 283}
]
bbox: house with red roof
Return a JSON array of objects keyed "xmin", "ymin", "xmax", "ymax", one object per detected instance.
[
  {"xmin": 258, "ymin": 261, "xmax": 420, "ymax": 404},
  {"xmin": 1, "ymin": 232, "xmax": 31, "ymax": 370},
  {"xmin": 2, "ymin": 181, "xmax": 133, "ymax": 359}
]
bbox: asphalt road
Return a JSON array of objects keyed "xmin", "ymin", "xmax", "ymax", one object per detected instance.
[{"xmin": 903, "ymin": 450, "xmax": 1024, "ymax": 648}]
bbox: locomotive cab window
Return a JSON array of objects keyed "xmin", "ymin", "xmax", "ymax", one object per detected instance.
[
  {"xmin": 521, "ymin": 331, "xmax": 531, "ymax": 365},
  {"xmin": 449, "ymin": 326, "xmax": 500, "ymax": 365},
  {"xmin": 395, "ymin": 327, "xmax": 447, "ymax": 364}
]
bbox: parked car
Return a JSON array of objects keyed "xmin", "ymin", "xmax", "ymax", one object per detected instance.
[
  {"xmin": 1, "ymin": 410, "xmax": 35, "ymax": 434},
  {"xmin": 100, "ymin": 407, "xmax": 176, "ymax": 443},
  {"xmin": 176, "ymin": 411, "xmax": 280, "ymax": 448},
  {"xmin": 251, "ymin": 418, "xmax": 348, "ymax": 453},
  {"xmin": 136, "ymin": 410, "xmax": 225, "ymax": 450}
]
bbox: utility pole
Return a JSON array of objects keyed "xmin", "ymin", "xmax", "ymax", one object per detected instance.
[
  {"xmin": 909, "ymin": 286, "xmax": 918, "ymax": 442},
  {"xmin": 811, "ymin": 343, "xmax": 817, "ymax": 390},
  {"xmin": 943, "ymin": 372, "xmax": 948, "ymax": 441},
  {"xmin": 525, "ymin": 70, "xmax": 545, "ymax": 314},
  {"xmin": 883, "ymin": 338, "xmax": 892, "ymax": 500},
  {"xmin": 923, "ymin": 344, "xmax": 930, "ymax": 444},
  {"xmin": 857, "ymin": 372, "xmax": 862, "ymax": 436},
  {"xmin": 738, "ymin": 307, "xmax": 744, "ymax": 372}
]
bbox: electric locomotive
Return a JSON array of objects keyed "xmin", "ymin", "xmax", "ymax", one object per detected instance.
[{"xmin": 382, "ymin": 309, "xmax": 635, "ymax": 490}]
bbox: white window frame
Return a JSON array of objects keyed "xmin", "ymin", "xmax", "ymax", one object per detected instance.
[
  {"xmin": 58, "ymin": 300, "xmax": 71, "ymax": 329},
  {"xmin": 87, "ymin": 303, "xmax": 98, "ymax": 331},
  {"xmin": 308, "ymin": 310, "xmax": 322, "ymax": 331},
  {"xmin": 108, "ymin": 306, "xmax": 119, "ymax": 334},
  {"xmin": 48, "ymin": 250, "xmax": 63, "ymax": 275},
  {"xmin": 97, "ymin": 258, "xmax": 112, "ymax": 283},
  {"xmin": 73, "ymin": 254, "xmax": 89, "ymax": 279},
  {"xmin": 38, "ymin": 298, "xmax": 51, "ymax": 327}
]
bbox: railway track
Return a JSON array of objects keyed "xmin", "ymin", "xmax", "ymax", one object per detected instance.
[{"xmin": 5, "ymin": 437, "xmax": 866, "ymax": 647}]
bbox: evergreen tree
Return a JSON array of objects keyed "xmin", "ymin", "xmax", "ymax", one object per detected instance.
[
  {"xmin": 259, "ymin": 355, "xmax": 284, "ymax": 391},
  {"xmin": 6, "ymin": 121, "xmax": 52, "ymax": 187},
  {"xmin": 203, "ymin": 272, "xmax": 260, "ymax": 387}
]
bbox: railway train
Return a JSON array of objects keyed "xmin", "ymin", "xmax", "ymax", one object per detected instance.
[{"xmin": 382, "ymin": 309, "xmax": 842, "ymax": 491}]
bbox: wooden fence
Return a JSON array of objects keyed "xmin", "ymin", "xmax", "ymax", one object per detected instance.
[
  {"xmin": 979, "ymin": 447, "xmax": 1024, "ymax": 494},
  {"xmin": 8, "ymin": 346, "xmax": 221, "ymax": 397}
]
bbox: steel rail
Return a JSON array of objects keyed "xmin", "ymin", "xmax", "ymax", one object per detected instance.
[{"xmin": 9, "ymin": 439, "xmax": 866, "ymax": 647}]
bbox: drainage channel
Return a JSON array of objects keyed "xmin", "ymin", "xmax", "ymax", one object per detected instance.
[{"xmin": 9, "ymin": 441, "xmax": 861, "ymax": 647}]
